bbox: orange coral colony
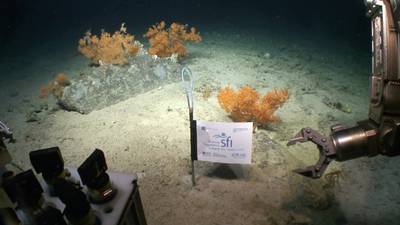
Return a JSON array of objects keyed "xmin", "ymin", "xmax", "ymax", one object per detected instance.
[
  {"xmin": 78, "ymin": 23, "xmax": 141, "ymax": 65},
  {"xmin": 217, "ymin": 86, "xmax": 289, "ymax": 126},
  {"xmin": 144, "ymin": 21, "xmax": 202, "ymax": 58},
  {"xmin": 39, "ymin": 73, "xmax": 71, "ymax": 99}
]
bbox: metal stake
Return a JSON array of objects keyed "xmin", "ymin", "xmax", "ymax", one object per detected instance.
[{"xmin": 182, "ymin": 67, "xmax": 196, "ymax": 186}]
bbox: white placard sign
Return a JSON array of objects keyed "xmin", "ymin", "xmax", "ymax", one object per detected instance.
[{"xmin": 196, "ymin": 121, "xmax": 253, "ymax": 164}]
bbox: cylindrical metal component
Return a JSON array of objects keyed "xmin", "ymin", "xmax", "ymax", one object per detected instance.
[
  {"xmin": 332, "ymin": 126, "xmax": 370, "ymax": 161},
  {"xmin": 384, "ymin": 81, "xmax": 400, "ymax": 113},
  {"xmin": 332, "ymin": 120, "xmax": 379, "ymax": 161},
  {"xmin": 380, "ymin": 119, "xmax": 400, "ymax": 156},
  {"xmin": 87, "ymin": 178, "xmax": 117, "ymax": 204}
]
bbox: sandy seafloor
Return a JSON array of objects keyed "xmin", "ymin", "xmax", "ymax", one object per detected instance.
[{"xmin": 1, "ymin": 25, "xmax": 400, "ymax": 225}]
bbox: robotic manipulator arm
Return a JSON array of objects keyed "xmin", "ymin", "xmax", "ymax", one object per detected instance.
[{"xmin": 288, "ymin": 0, "xmax": 400, "ymax": 179}]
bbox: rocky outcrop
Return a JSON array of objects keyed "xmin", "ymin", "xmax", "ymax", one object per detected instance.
[{"xmin": 59, "ymin": 54, "xmax": 181, "ymax": 114}]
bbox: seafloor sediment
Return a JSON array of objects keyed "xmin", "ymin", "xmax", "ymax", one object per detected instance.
[{"xmin": 0, "ymin": 27, "xmax": 398, "ymax": 225}]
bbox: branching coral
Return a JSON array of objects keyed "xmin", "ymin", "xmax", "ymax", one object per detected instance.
[
  {"xmin": 217, "ymin": 86, "xmax": 289, "ymax": 126},
  {"xmin": 39, "ymin": 73, "xmax": 71, "ymax": 99},
  {"xmin": 144, "ymin": 21, "xmax": 202, "ymax": 58},
  {"xmin": 78, "ymin": 23, "xmax": 141, "ymax": 65}
]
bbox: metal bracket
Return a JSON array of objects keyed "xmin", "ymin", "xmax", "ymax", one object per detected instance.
[{"xmin": 287, "ymin": 127, "xmax": 336, "ymax": 179}]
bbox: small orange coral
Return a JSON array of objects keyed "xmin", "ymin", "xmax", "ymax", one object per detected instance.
[
  {"xmin": 78, "ymin": 23, "xmax": 141, "ymax": 65},
  {"xmin": 217, "ymin": 86, "xmax": 289, "ymax": 126},
  {"xmin": 253, "ymin": 89, "xmax": 289, "ymax": 124},
  {"xmin": 231, "ymin": 86, "xmax": 260, "ymax": 122},
  {"xmin": 39, "ymin": 73, "xmax": 71, "ymax": 99},
  {"xmin": 217, "ymin": 86, "xmax": 237, "ymax": 112},
  {"xmin": 39, "ymin": 85, "xmax": 52, "ymax": 98},
  {"xmin": 54, "ymin": 73, "xmax": 70, "ymax": 86},
  {"xmin": 144, "ymin": 21, "xmax": 202, "ymax": 58}
]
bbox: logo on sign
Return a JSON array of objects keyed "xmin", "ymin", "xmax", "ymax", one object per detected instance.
[{"xmin": 213, "ymin": 132, "xmax": 232, "ymax": 148}]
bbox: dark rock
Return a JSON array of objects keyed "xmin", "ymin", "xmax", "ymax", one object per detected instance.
[
  {"xmin": 30, "ymin": 104, "xmax": 43, "ymax": 113},
  {"xmin": 48, "ymin": 105, "xmax": 61, "ymax": 114},
  {"xmin": 26, "ymin": 111, "xmax": 41, "ymax": 122},
  {"xmin": 40, "ymin": 103, "xmax": 48, "ymax": 111}
]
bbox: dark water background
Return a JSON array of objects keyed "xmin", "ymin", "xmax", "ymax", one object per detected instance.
[{"xmin": 1, "ymin": 0, "xmax": 370, "ymax": 52}]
